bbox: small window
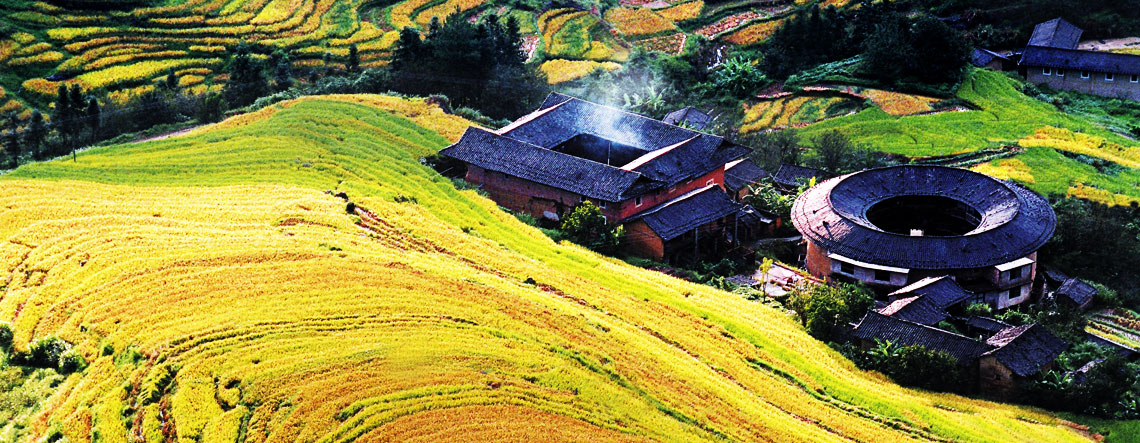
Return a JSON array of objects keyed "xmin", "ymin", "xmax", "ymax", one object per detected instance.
[
  {"xmin": 1009, "ymin": 266, "xmax": 1022, "ymax": 280},
  {"xmin": 1008, "ymin": 287, "xmax": 1019, "ymax": 301},
  {"xmin": 1043, "ymin": 68, "xmax": 1052, "ymax": 76},
  {"xmin": 840, "ymin": 262, "xmax": 855, "ymax": 275},
  {"xmin": 597, "ymin": 201, "xmax": 607, "ymax": 209},
  {"xmin": 874, "ymin": 270, "xmax": 891, "ymax": 282},
  {"xmin": 1107, "ymin": 72, "xmax": 1115, "ymax": 82},
  {"xmin": 705, "ymin": 179, "xmax": 715, "ymax": 186},
  {"xmin": 1056, "ymin": 69, "xmax": 1065, "ymax": 77},
  {"xmin": 634, "ymin": 196, "xmax": 643, "ymax": 207},
  {"xmin": 1132, "ymin": 74, "xmax": 1139, "ymax": 83},
  {"xmin": 1081, "ymin": 71, "xmax": 1090, "ymax": 79}
]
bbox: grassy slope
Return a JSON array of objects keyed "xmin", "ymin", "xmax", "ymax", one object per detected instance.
[
  {"xmin": 798, "ymin": 69, "xmax": 1140, "ymax": 203},
  {"xmin": 0, "ymin": 95, "xmax": 1093, "ymax": 442}
]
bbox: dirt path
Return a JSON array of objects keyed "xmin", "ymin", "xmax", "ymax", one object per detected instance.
[
  {"xmin": 1078, "ymin": 37, "xmax": 1140, "ymax": 52},
  {"xmin": 135, "ymin": 126, "xmax": 199, "ymax": 144}
]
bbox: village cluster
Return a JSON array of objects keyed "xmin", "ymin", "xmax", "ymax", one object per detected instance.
[{"xmin": 437, "ymin": 19, "xmax": 1139, "ymax": 399}]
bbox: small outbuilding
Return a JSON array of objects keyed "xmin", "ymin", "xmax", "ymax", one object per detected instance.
[
  {"xmin": 723, "ymin": 158, "xmax": 770, "ymax": 200},
  {"xmin": 972, "ymin": 48, "xmax": 1014, "ymax": 71},
  {"xmin": 772, "ymin": 164, "xmax": 832, "ymax": 193},
  {"xmin": 1054, "ymin": 278, "xmax": 1097, "ymax": 310},
  {"xmin": 978, "ymin": 323, "xmax": 1069, "ymax": 398}
]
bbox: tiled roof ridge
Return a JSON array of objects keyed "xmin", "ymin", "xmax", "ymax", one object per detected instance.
[{"xmin": 621, "ymin": 135, "xmax": 700, "ymax": 171}]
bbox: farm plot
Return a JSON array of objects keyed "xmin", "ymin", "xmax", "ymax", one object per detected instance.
[
  {"xmin": 0, "ymin": 0, "xmax": 403, "ymax": 108},
  {"xmin": 0, "ymin": 94, "xmax": 1093, "ymax": 442},
  {"xmin": 740, "ymin": 95, "xmax": 862, "ymax": 132},
  {"xmin": 538, "ymin": 9, "xmax": 630, "ymax": 62},
  {"xmin": 539, "ymin": 59, "xmax": 622, "ymax": 84}
]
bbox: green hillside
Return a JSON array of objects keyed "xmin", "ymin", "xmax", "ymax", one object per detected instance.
[
  {"xmin": 0, "ymin": 94, "xmax": 1096, "ymax": 441},
  {"xmin": 798, "ymin": 69, "xmax": 1140, "ymax": 205}
]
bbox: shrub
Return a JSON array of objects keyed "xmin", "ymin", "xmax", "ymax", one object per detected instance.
[
  {"xmin": 996, "ymin": 309, "xmax": 1032, "ymax": 326},
  {"xmin": 58, "ymin": 349, "xmax": 87, "ymax": 374},
  {"xmin": 560, "ymin": 202, "xmax": 623, "ymax": 254},
  {"xmin": 0, "ymin": 322, "xmax": 12, "ymax": 350},
  {"xmin": 711, "ymin": 57, "xmax": 769, "ymax": 99},
  {"xmin": 1091, "ymin": 282, "xmax": 1121, "ymax": 308},
  {"xmin": 786, "ymin": 283, "xmax": 874, "ymax": 340},
  {"xmin": 964, "ymin": 302, "xmax": 993, "ymax": 317},
  {"xmin": 27, "ymin": 336, "xmax": 68, "ymax": 368}
]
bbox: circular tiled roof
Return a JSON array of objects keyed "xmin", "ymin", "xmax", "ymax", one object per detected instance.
[{"xmin": 791, "ymin": 165, "xmax": 1056, "ymax": 270}]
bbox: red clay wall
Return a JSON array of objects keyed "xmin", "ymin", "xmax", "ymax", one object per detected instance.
[
  {"xmin": 613, "ymin": 167, "xmax": 726, "ymax": 220},
  {"xmin": 622, "ymin": 221, "xmax": 665, "ymax": 260},
  {"xmin": 805, "ymin": 241, "xmax": 831, "ymax": 280},
  {"xmin": 466, "ymin": 164, "xmax": 727, "ymax": 224},
  {"xmin": 466, "ymin": 165, "xmax": 619, "ymax": 220}
]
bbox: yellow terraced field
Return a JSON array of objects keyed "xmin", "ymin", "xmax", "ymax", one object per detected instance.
[
  {"xmin": 2, "ymin": 0, "xmax": 403, "ymax": 105},
  {"xmin": 0, "ymin": 94, "xmax": 1095, "ymax": 442}
]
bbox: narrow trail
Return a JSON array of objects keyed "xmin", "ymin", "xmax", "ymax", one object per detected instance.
[{"xmin": 135, "ymin": 125, "xmax": 200, "ymax": 144}]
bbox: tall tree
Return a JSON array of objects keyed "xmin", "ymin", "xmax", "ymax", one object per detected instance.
[
  {"xmin": 24, "ymin": 111, "xmax": 47, "ymax": 160},
  {"xmin": 347, "ymin": 43, "xmax": 360, "ymax": 73},
  {"xmin": 272, "ymin": 51, "xmax": 293, "ymax": 92},
  {"xmin": 52, "ymin": 84, "xmax": 71, "ymax": 127},
  {"xmin": 85, "ymin": 98, "xmax": 101, "ymax": 142},
  {"xmin": 807, "ymin": 130, "xmax": 877, "ymax": 173},
  {"xmin": 388, "ymin": 15, "xmax": 545, "ymax": 119},
  {"xmin": 2, "ymin": 113, "xmax": 21, "ymax": 168},
  {"xmin": 223, "ymin": 44, "xmax": 269, "ymax": 108},
  {"xmin": 165, "ymin": 69, "xmax": 179, "ymax": 91}
]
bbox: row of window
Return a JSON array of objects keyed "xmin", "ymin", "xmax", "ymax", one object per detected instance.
[
  {"xmin": 1042, "ymin": 68, "xmax": 1140, "ymax": 83},
  {"xmin": 837, "ymin": 262, "xmax": 892, "ymax": 282},
  {"xmin": 632, "ymin": 178, "xmax": 717, "ymax": 208}
]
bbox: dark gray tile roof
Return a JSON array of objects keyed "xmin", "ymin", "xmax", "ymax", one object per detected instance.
[
  {"xmin": 1056, "ymin": 278, "xmax": 1097, "ymax": 307},
  {"xmin": 504, "ymin": 94, "xmax": 749, "ymax": 187},
  {"xmin": 966, "ymin": 316, "xmax": 1013, "ymax": 333},
  {"xmin": 971, "ymin": 48, "xmax": 1010, "ymax": 67},
  {"xmin": 852, "ymin": 312, "xmax": 990, "ymax": 364},
  {"xmin": 878, "ymin": 296, "xmax": 949, "ymax": 326},
  {"xmin": 1028, "ymin": 18, "xmax": 1083, "ymax": 49},
  {"xmin": 724, "ymin": 159, "xmax": 770, "ymax": 192},
  {"xmin": 773, "ymin": 164, "xmax": 832, "ymax": 189},
  {"xmin": 889, "ymin": 276, "xmax": 972, "ymax": 310},
  {"xmin": 984, "ymin": 324, "xmax": 1068, "ymax": 377},
  {"xmin": 1021, "ymin": 46, "xmax": 1140, "ymax": 76},
  {"xmin": 1043, "ymin": 268, "xmax": 1070, "ymax": 285},
  {"xmin": 632, "ymin": 185, "xmax": 746, "ymax": 241},
  {"xmin": 790, "ymin": 165, "xmax": 1056, "ymax": 270},
  {"xmin": 439, "ymin": 127, "xmax": 642, "ymax": 201},
  {"xmin": 663, "ymin": 107, "xmax": 712, "ymax": 129}
]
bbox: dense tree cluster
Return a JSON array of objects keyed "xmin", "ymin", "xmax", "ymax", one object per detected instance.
[
  {"xmin": 1041, "ymin": 198, "xmax": 1140, "ymax": 305},
  {"xmin": 759, "ymin": 2, "xmax": 971, "ymax": 86},
  {"xmin": 389, "ymin": 15, "xmax": 547, "ymax": 119},
  {"xmin": 916, "ymin": 0, "xmax": 1140, "ymax": 48}
]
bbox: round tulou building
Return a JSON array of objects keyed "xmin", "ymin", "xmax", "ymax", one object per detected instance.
[{"xmin": 791, "ymin": 165, "xmax": 1056, "ymax": 309}]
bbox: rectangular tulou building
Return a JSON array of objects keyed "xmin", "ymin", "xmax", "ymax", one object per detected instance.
[
  {"xmin": 441, "ymin": 93, "xmax": 770, "ymax": 262},
  {"xmin": 1021, "ymin": 18, "xmax": 1140, "ymax": 101}
]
